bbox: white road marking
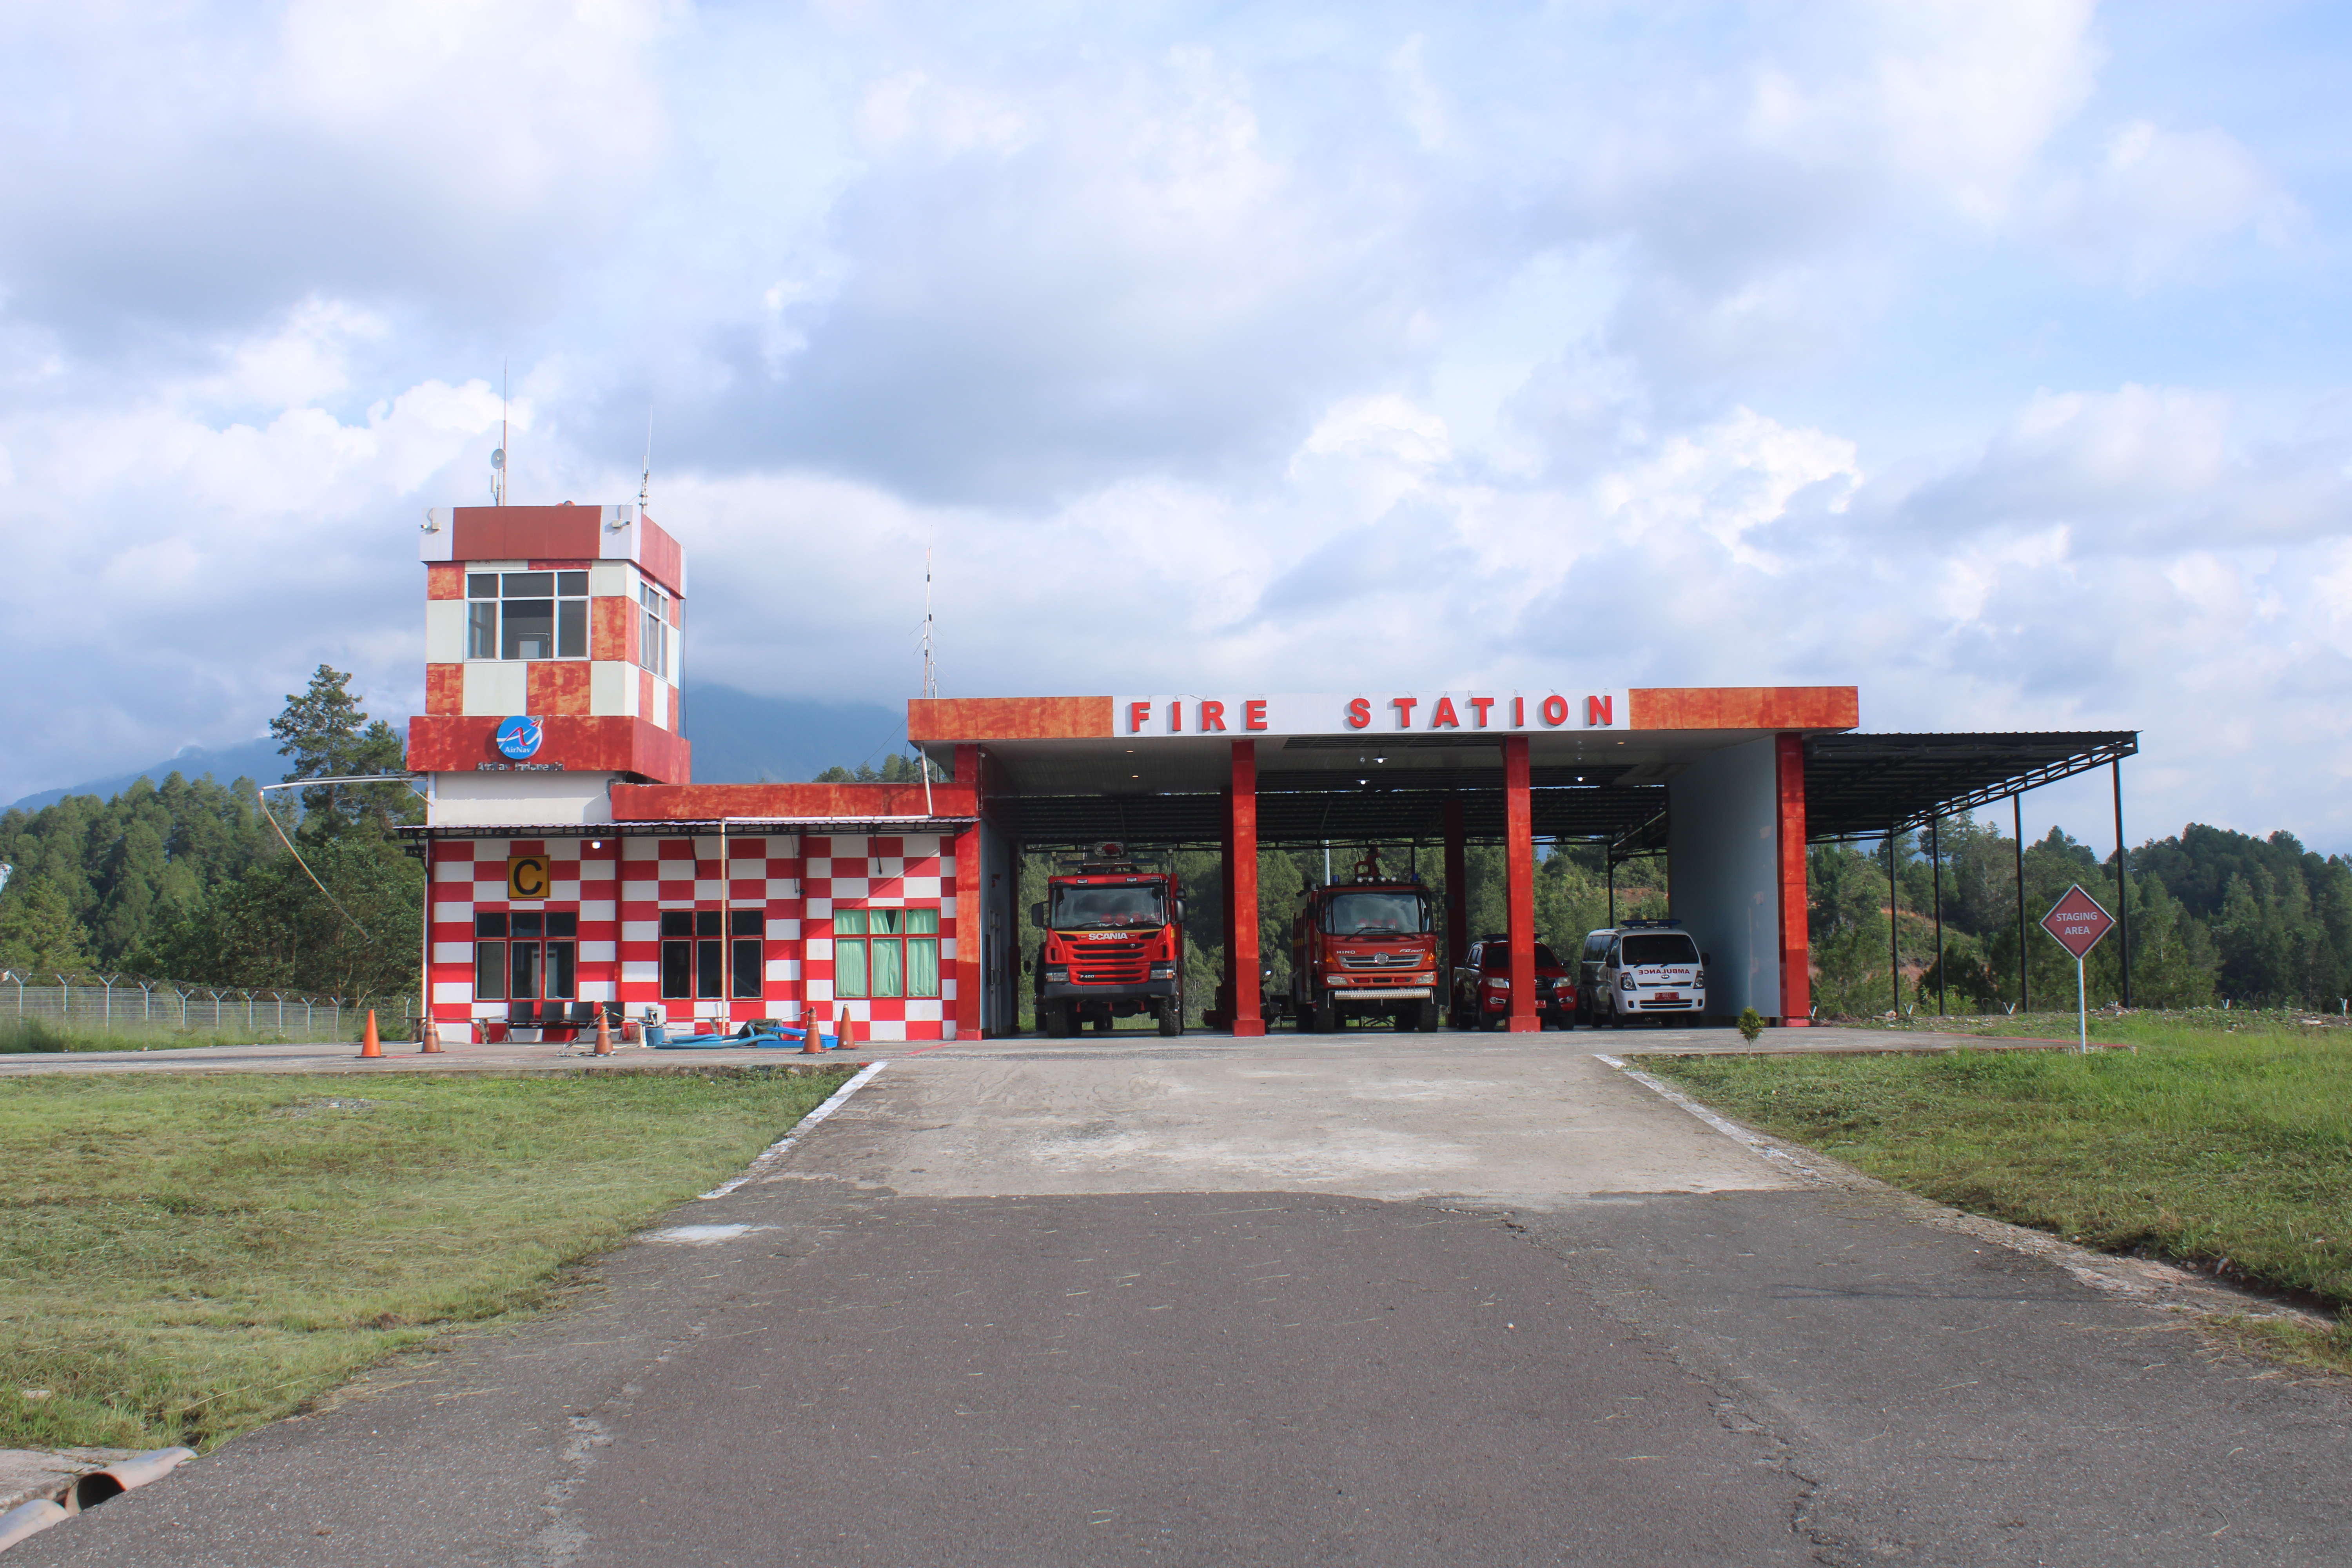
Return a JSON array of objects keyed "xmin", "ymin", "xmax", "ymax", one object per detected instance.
[
  {"xmin": 1591, "ymin": 1053, "xmax": 1826, "ymax": 1180},
  {"xmin": 699, "ymin": 1062, "xmax": 889, "ymax": 1200}
]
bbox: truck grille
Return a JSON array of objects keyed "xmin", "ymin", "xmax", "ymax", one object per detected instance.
[
  {"xmin": 1071, "ymin": 939, "xmax": 1151, "ymax": 984},
  {"xmin": 1342, "ymin": 952, "xmax": 1425, "ymax": 968}
]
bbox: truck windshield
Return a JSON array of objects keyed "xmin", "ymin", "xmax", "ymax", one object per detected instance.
[
  {"xmin": 1323, "ymin": 891, "xmax": 1430, "ymax": 936},
  {"xmin": 1050, "ymin": 885, "xmax": 1166, "ymax": 930},
  {"xmin": 1622, "ymin": 934, "xmax": 1700, "ymax": 965},
  {"xmin": 1482, "ymin": 944, "xmax": 1562, "ymax": 969}
]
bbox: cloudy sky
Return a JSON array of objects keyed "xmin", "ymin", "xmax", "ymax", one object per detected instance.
[{"xmin": 4, "ymin": 1, "xmax": 2348, "ymax": 849}]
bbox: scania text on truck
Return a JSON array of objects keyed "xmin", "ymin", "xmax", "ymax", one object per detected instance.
[
  {"xmin": 1289, "ymin": 853, "xmax": 1441, "ymax": 1032},
  {"xmin": 1031, "ymin": 853, "xmax": 1185, "ymax": 1037}
]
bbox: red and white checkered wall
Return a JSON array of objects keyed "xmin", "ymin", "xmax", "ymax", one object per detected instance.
[{"xmin": 426, "ymin": 832, "xmax": 959, "ymax": 1040}]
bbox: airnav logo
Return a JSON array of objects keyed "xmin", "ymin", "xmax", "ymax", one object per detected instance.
[
  {"xmin": 495, "ymin": 715, "xmax": 544, "ymax": 760},
  {"xmin": 1112, "ymin": 691, "xmax": 1626, "ymax": 737}
]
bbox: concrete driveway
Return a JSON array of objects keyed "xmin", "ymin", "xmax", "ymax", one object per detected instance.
[{"xmin": 16, "ymin": 1030, "xmax": 2348, "ymax": 1566}]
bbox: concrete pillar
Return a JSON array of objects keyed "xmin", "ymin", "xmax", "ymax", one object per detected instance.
[
  {"xmin": 1214, "ymin": 789, "xmax": 1236, "ymax": 1026},
  {"xmin": 1777, "ymin": 734, "xmax": 1811, "ymax": 1027},
  {"xmin": 1443, "ymin": 795, "xmax": 1467, "ymax": 970},
  {"xmin": 1230, "ymin": 740, "xmax": 1264, "ymax": 1037},
  {"xmin": 952, "ymin": 822, "xmax": 985, "ymax": 1040},
  {"xmin": 1503, "ymin": 735, "xmax": 1538, "ymax": 1032}
]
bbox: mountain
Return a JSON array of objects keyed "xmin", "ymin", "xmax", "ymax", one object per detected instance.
[
  {"xmin": 681, "ymin": 686, "xmax": 913, "ymax": 782},
  {"xmin": 5, "ymin": 685, "xmax": 913, "ymax": 812},
  {"xmin": 7, "ymin": 737, "xmax": 290, "ymax": 813}
]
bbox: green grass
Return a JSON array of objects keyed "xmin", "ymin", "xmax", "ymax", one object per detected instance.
[
  {"xmin": 1641, "ymin": 1024, "xmax": 2352, "ymax": 1314},
  {"xmin": 0, "ymin": 1067, "xmax": 844, "ymax": 1451},
  {"xmin": 0, "ymin": 1016, "xmax": 365, "ymax": 1053}
]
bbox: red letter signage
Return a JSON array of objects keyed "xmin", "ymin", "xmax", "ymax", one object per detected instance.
[
  {"xmin": 1243, "ymin": 699, "xmax": 1268, "ymax": 731},
  {"xmin": 1346, "ymin": 698, "xmax": 1371, "ymax": 729},
  {"xmin": 1391, "ymin": 696, "xmax": 1418, "ymax": 728}
]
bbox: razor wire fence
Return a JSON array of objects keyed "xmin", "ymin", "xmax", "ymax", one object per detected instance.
[{"xmin": 0, "ymin": 969, "xmax": 417, "ymax": 1042}]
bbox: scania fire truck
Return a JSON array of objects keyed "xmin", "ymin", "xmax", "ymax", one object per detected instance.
[
  {"xmin": 1289, "ymin": 852, "xmax": 1441, "ymax": 1033},
  {"xmin": 1031, "ymin": 851, "xmax": 1185, "ymax": 1037}
]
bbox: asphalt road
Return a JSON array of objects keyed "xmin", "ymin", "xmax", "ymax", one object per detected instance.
[{"xmin": 17, "ymin": 1034, "xmax": 2349, "ymax": 1566}]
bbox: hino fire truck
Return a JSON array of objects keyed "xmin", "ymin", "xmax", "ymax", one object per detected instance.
[
  {"xmin": 1031, "ymin": 851, "xmax": 1185, "ymax": 1037},
  {"xmin": 1289, "ymin": 852, "xmax": 1442, "ymax": 1032}
]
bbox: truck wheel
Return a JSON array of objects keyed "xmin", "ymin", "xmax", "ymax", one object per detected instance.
[
  {"xmin": 1042, "ymin": 1003, "xmax": 1069, "ymax": 1039},
  {"xmin": 1478, "ymin": 1007, "xmax": 1501, "ymax": 1033},
  {"xmin": 1416, "ymin": 999, "xmax": 1440, "ymax": 1033},
  {"xmin": 1309, "ymin": 1002, "xmax": 1335, "ymax": 1034},
  {"xmin": 1158, "ymin": 1000, "xmax": 1182, "ymax": 1037},
  {"xmin": 1090, "ymin": 1012, "xmax": 1112, "ymax": 1034}
]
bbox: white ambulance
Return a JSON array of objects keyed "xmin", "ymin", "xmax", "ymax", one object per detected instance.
[{"xmin": 1577, "ymin": 919, "xmax": 1707, "ymax": 1027}]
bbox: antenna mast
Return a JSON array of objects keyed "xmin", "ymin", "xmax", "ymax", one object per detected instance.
[
  {"xmin": 490, "ymin": 361, "xmax": 510, "ymax": 506},
  {"xmin": 922, "ymin": 546, "xmax": 936, "ymax": 701},
  {"xmin": 639, "ymin": 407, "xmax": 654, "ymax": 510}
]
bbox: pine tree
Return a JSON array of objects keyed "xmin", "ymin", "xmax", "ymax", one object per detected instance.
[{"xmin": 0, "ymin": 877, "xmax": 96, "ymax": 973}]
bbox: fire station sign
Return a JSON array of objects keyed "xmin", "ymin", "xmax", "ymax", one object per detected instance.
[
  {"xmin": 2039, "ymin": 884, "xmax": 2114, "ymax": 959},
  {"xmin": 1111, "ymin": 691, "xmax": 1630, "ymax": 737}
]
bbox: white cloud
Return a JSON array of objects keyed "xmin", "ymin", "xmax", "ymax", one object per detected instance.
[
  {"xmin": 2, "ymin": 0, "xmax": 2347, "ymax": 862},
  {"xmin": 2035, "ymin": 120, "xmax": 2297, "ymax": 281}
]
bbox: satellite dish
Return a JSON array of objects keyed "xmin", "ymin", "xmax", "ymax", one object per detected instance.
[{"xmin": 490, "ymin": 448, "xmax": 506, "ymax": 470}]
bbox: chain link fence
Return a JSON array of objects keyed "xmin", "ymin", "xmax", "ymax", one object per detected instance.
[{"xmin": 0, "ymin": 970, "xmax": 417, "ymax": 1043}]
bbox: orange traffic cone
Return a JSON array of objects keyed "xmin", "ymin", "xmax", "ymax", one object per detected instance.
[
  {"xmin": 594, "ymin": 1009, "xmax": 613, "ymax": 1056},
  {"xmin": 358, "ymin": 1009, "xmax": 382, "ymax": 1058},
  {"xmin": 419, "ymin": 1015, "xmax": 443, "ymax": 1054},
  {"xmin": 837, "ymin": 1012, "xmax": 858, "ymax": 1051},
  {"xmin": 802, "ymin": 1003, "xmax": 828, "ymax": 1055}
]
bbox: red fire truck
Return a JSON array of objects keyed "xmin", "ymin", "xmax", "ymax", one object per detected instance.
[
  {"xmin": 1288, "ymin": 851, "xmax": 1441, "ymax": 1033},
  {"xmin": 1031, "ymin": 850, "xmax": 1186, "ymax": 1037}
]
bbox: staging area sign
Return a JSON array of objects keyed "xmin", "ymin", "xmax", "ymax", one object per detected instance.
[
  {"xmin": 2040, "ymin": 882, "xmax": 2116, "ymax": 1053},
  {"xmin": 1111, "ymin": 691, "xmax": 1629, "ymax": 737},
  {"xmin": 2040, "ymin": 884, "xmax": 2115, "ymax": 959}
]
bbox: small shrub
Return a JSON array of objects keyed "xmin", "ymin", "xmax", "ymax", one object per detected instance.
[
  {"xmin": 1737, "ymin": 1006, "xmax": 1765, "ymax": 1043},
  {"xmin": 0, "ymin": 1018, "xmax": 71, "ymax": 1054}
]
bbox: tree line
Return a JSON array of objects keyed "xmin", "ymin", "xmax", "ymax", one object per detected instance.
[
  {"xmin": 11, "ymin": 703, "xmax": 2348, "ymax": 1017},
  {"xmin": 0, "ymin": 667, "xmax": 423, "ymax": 999}
]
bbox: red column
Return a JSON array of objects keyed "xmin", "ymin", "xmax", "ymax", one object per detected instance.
[
  {"xmin": 1230, "ymin": 740, "xmax": 1264, "ymax": 1036},
  {"xmin": 1503, "ymin": 735, "xmax": 1538, "ymax": 1032},
  {"xmin": 1443, "ymin": 795, "xmax": 1467, "ymax": 971},
  {"xmin": 1211, "ymin": 789, "xmax": 1236, "ymax": 1028},
  {"xmin": 1776, "ymin": 733, "xmax": 1811, "ymax": 1027},
  {"xmin": 953, "ymin": 822, "xmax": 985, "ymax": 1040}
]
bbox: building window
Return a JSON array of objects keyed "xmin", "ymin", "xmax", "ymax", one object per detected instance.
[
  {"xmin": 639, "ymin": 584, "xmax": 670, "ymax": 678},
  {"xmin": 833, "ymin": 907, "xmax": 939, "ymax": 999},
  {"xmin": 659, "ymin": 910, "xmax": 762, "ymax": 1000},
  {"xmin": 660, "ymin": 911, "xmax": 721, "ymax": 1000},
  {"xmin": 466, "ymin": 571, "xmax": 589, "ymax": 661},
  {"xmin": 731, "ymin": 911, "xmax": 764, "ymax": 1000},
  {"xmin": 477, "ymin": 911, "xmax": 575, "ymax": 998}
]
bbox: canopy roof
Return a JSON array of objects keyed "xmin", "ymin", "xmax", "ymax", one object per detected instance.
[{"xmin": 985, "ymin": 731, "xmax": 2139, "ymax": 853}]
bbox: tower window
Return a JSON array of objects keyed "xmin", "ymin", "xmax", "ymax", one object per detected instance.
[{"xmin": 466, "ymin": 571, "xmax": 589, "ymax": 661}]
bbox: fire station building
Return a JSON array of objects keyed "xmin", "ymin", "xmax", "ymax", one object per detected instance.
[{"xmin": 403, "ymin": 505, "xmax": 2138, "ymax": 1041}]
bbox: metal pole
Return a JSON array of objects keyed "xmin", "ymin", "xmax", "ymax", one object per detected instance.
[
  {"xmin": 1606, "ymin": 853, "xmax": 1616, "ymax": 927},
  {"xmin": 2013, "ymin": 793, "xmax": 2028, "ymax": 1015},
  {"xmin": 719, "ymin": 824, "xmax": 730, "ymax": 1027},
  {"xmin": 1888, "ymin": 827, "xmax": 1900, "ymax": 1016},
  {"xmin": 1930, "ymin": 816, "xmax": 1945, "ymax": 1016},
  {"xmin": 2077, "ymin": 956, "xmax": 2087, "ymax": 1053},
  {"xmin": 2112, "ymin": 759, "xmax": 2131, "ymax": 1008}
]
